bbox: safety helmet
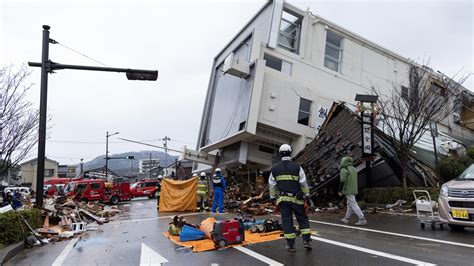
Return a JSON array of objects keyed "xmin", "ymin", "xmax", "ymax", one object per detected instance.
[
  {"xmin": 192, "ymin": 173, "xmax": 198, "ymax": 177},
  {"xmin": 215, "ymin": 168, "xmax": 222, "ymax": 173},
  {"xmin": 279, "ymin": 144, "xmax": 292, "ymax": 157},
  {"xmin": 158, "ymin": 175, "xmax": 163, "ymax": 179},
  {"xmin": 200, "ymin": 172, "xmax": 206, "ymax": 177}
]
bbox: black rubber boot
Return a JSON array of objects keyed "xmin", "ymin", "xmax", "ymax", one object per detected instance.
[
  {"xmin": 303, "ymin": 240, "xmax": 312, "ymax": 250},
  {"xmin": 285, "ymin": 244, "xmax": 296, "ymax": 252}
]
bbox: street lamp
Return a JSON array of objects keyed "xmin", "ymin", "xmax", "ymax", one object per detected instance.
[
  {"xmin": 28, "ymin": 25, "xmax": 158, "ymax": 206},
  {"xmin": 105, "ymin": 131, "xmax": 119, "ymax": 180}
]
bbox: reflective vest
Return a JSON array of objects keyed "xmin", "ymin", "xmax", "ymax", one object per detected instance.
[
  {"xmin": 213, "ymin": 175, "xmax": 223, "ymax": 188},
  {"xmin": 197, "ymin": 179, "xmax": 207, "ymax": 195},
  {"xmin": 271, "ymin": 161, "xmax": 303, "ymax": 205}
]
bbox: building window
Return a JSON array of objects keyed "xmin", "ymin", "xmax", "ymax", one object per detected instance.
[
  {"xmin": 44, "ymin": 169, "xmax": 55, "ymax": 177},
  {"xmin": 298, "ymin": 98, "xmax": 312, "ymax": 126},
  {"xmin": 324, "ymin": 30, "xmax": 343, "ymax": 72},
  {"xmin": 263, "ymin": 53, "xmax": 292, "ymax": 75},
  {"xmin": 401, "ymin": 86, "xmax": 409, "ymax": 100},
  {"xmin": 278, "ymin": 9, "xmax": 302, "ymax": 54},
  {"xmin": 258, "ymin": 145, "xmax": 275, "ymax": 154}
]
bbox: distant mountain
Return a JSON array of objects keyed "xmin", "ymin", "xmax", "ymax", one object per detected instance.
[{"xmin": 81, "ymin": 150, "xmax": 178, "ymax": 175}]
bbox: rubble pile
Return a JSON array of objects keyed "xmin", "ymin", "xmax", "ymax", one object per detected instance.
[
  {"xmin": 3, "ymin": 194, "xmax": 124, "ymax": 247},
  {"xmin": 223, "ymin": 183, "xmax": 275, "ymax": 216}
]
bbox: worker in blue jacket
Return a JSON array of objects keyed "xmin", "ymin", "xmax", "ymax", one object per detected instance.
[{"xmin": 211, "ymin": 168, "xmax": 227, "ymax": 213}]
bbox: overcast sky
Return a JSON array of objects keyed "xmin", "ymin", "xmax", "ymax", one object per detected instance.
[{"xmin": 1, "ymin": 0, "xmax": 472, "ymax": 165}]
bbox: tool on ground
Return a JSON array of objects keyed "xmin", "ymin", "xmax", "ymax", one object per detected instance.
[{"xmin": 250, "ymin": 219, "xmax": 282, "ymax": 233}]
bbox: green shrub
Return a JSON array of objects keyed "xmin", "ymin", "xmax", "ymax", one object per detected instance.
[
  {"xmin": 0, "ymin": 208, "xmax": 41, "ymax": 245},
  {"xmin": 361, "ymin": 187, "xmax": 439, "ymax": 205},
  {"xmin": 439, "ymin": 150, "xmax": 473, "ymax": 182},
  {"xmin": 439, "ymin": 156, "xmax": 466, "ymax": 181},
  {"xmin": 466, "ymin": 147, "xmax": 474, "ymax": 160}
]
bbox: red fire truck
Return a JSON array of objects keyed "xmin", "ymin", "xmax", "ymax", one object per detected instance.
[{"xmin": 67, "ymin": 179, "xmax": 131, "ymax": 205}]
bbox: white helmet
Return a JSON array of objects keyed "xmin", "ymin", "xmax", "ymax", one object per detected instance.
[
  {"xmin": 158, "ymin": 175, "xmax": 163, "ymax": 179},
  {"xmin": 200, "ymin": 172, "xmax": 206, "ymax": 177},
  {"xmin": 279, "ymin": 144, "xmax": 292, "ymax": 157},
  {"xmin": 215, "ymin": 168, "xmax": 222, "ymax": 172},
  {"xmin": 192, "ymin": 173, "xmax": 198, "ymax": 177}
]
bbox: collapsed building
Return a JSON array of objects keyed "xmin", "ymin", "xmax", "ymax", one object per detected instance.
[{"xmin": 294, "ymin": 102, "xmax": 465, "ymax": 197}]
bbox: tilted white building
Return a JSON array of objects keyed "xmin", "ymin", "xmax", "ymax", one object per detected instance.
[{"xmin": 195, "ymin": 0, "xmax": 473, "ymax": 173}]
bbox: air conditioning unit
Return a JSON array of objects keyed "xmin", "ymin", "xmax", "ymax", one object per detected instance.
[{"xmin": 223, "ymin": 53, "xmax": 250, "ymax": 79}]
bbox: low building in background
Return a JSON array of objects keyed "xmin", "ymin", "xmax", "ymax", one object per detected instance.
[
  {"xmin": 164, "ymin": 160, "xmax": 193, "ymax": 180},
  {"xmin": 139, "ymin": 158, "xmax": 160, "ymax": 178},
  {"xmin": 20, "ymin": 157, "xmax": 59, "ymax": 189},
  {"xmin": 58, "ymin": 165, "xmax": 77, "ymax": 179}
]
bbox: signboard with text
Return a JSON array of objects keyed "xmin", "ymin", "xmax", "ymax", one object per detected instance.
[{"xmin": 361, "ymin": 113, "xmax": 374, "ymax": 158}]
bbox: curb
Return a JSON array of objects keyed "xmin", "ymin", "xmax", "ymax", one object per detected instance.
[
  {"xmin": 0, "ymin": 241, "xmax": 24, "ymax": 265},
  {"xmin": 372, "ymin": 211, "xmax": 419, "ymax": 217}
]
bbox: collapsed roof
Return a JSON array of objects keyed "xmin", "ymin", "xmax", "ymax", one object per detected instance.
[{"xmin": 294, "ymin": 102, "xmax": 438, "ymax": 197}]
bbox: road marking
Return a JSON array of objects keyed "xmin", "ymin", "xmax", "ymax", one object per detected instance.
[
  {"xmin": 128, "ymin": 213, "xmax": 203, "ymax": 223},
  {"xmin": 311, "ymin": 236, "xmax": 436, "ymax": 266},
  {"xmin": 51, "ymin": 238, "xmax": 79, "ymax": 266},
  {"xmin": 307, "ymin": 219, "xmax": 474, "ymax": 249},
  {"xmin": 234, "ymin": 246, "xmax": 284, "ymax": 266},
  {"xmin": 140, "ymin": 243, "xmax": 169, "ymax": 265}
]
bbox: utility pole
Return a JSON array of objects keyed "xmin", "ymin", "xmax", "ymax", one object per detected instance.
[
  {"xmin": 149, "ymin": 152, "xmax": 152, "ymax": 179},
  {"xmin": 80, "ymin": 158, "xmax": 84, "ymax": 177},
  {"xmin": 34, "ymin": 25, "xmax": 50, "ymax": 206},
  {"xmin": 28, "ymin": 25, "xmax": 158, "ymax": 206},
  {"xmin": 105, "ymin": 131, "xmax": 119, "ymax": 181},
  {"xmin": 130, "ymin": 158, "xmax": 133, "ymax": 180},
  {"xmin": 163, "ymin": 136, "xmax": 170, "ymax": 176}
]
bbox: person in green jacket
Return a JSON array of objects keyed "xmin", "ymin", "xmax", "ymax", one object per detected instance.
[{"xmin": 338, "ymin": 156, "xmax": 367, "ymax": 226}]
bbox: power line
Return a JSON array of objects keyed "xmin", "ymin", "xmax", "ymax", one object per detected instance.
[{"xmin": 47, "ymin": 139, "xmax": 161, "ymax": 144}]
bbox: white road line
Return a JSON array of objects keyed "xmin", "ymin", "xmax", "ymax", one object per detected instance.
[
  {"xmin": 51, "ymin": 238, "xmax": 79, "ymax": 266},
  {"xmin": 308, "ymin": 219, "xmax": 474, "ymax": 249},
  {"xmin": 140, "ymin": 243, "xmax": 169, "ymax": 265},
  {"xmin": 129, "ymin": 213, "xmax": 203, "ymax": 223},
  {"xmin": 234, "ymin": 246, "xmax": 284, "ymax": 266},
  {"xmin": 311, "ymin": 236, "xmax": 436, "ymax": 266}
]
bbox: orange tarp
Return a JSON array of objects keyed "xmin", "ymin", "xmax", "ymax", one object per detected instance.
[
  {"xmin": 162, "ymin": 230, "xmax": 283, "ymax": 252},
  {"xmin": 159, "ymin": 177, "xmax": 197, "ymax": 212}
]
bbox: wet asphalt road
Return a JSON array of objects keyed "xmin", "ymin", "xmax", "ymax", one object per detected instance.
[{"xmin": 5, "ymin": 198, "xmax": 474, "ymax": 266}]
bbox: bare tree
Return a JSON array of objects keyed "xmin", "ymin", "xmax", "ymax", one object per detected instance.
[
  {"xmin": 372, "ymin": 61, "xmax": 468, "ymax": 187},
  {"xmin": 0, "ymin": 65, "xmax": 39, "ymax": 178}
]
